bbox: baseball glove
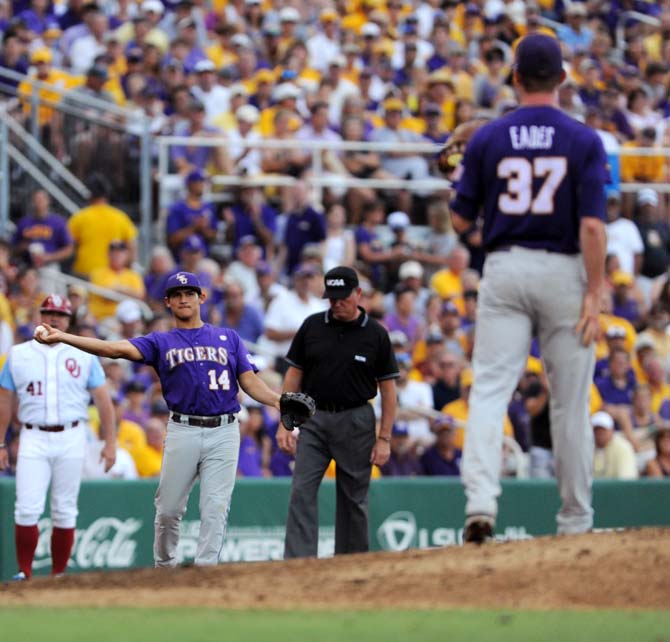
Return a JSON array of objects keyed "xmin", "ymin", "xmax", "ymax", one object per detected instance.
[
  {"xmin": 280, "ymin": 392, "xmax": 316, "ymax": 431},
  {"xmin": 436, "ymin": 118, "xmax": 489, "ymax": 179}
]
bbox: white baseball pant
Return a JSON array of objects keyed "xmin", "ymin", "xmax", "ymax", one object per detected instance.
[
  {"xmin": 463, "ymin": 247, "xmax": 595, "ymax": 534},
  {"xmin": 15, "ymin": 425, "xmax": 86, "ymax": 528},
  {"xmin": 153, "ymin": 419, "xmax": 240, "ymax": 567}
]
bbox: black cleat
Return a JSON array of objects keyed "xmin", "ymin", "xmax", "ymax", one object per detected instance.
[{"xmin": 463, "ymin": 515, "xmax": 495, "ymax": 544}]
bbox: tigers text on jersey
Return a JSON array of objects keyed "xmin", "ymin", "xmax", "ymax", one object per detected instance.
[
  {"xmin": 451, "ymin": 105, "xmax": 608, "ymax": 254},
  {"xmin": 129, "ymin": 324, "xmax": 256, "ymax": 416},
  {"xmin": 0, "ymin": 341, "xmax": 105, "ymax": 425}
]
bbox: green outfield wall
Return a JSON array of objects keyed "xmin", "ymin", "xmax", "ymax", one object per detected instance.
[{"xmin": 1, "ymin": 478, "xmax": 668, "ymax": 580}]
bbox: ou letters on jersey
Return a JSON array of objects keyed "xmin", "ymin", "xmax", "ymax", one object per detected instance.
[{"xmin": 2, "ymin": 342, "xmax": 102, "ymax": 425}]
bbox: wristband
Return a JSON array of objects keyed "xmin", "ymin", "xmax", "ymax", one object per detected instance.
[
  {"xmin": 0, "ymin": 443, "xmax": 6, "ymax": 448},
  {"xmin": 378, "ymin": 436, "xmax": 391, "ymax": 443}
]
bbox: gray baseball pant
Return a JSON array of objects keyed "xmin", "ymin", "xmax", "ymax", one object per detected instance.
[
  {"xmin": 462, "ymin": 247, "xmax": 595, "ymax": 534},
  {"xmin": 284, "ymin": 404, "xmax": 376, "ymax": 558},
  {"xmin": 154, "ymin": 418, "xmax": 240, "ymax": 567}
]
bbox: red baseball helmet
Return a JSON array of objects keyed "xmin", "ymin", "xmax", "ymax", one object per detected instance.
[{"xmin": 39, "ymin": 294, "xmax": 73, "ymax": 317}]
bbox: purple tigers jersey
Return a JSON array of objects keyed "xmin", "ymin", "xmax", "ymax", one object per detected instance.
[
  {"xmin": 451, "ymin": 105, "xmax": 608, "ymax": 254},
  {"xmin": 129, "ymin": 324, "xmax": 256, "ymax": 415}
]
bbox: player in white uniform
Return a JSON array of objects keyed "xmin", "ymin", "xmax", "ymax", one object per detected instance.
[{"xmin": 0, "ymin": 295, "xmax": 116, "ymax": 580}]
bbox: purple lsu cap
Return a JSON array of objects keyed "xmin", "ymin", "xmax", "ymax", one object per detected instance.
[
  {"xmin": 515, "ymin": 34, "xmax": 563, "ymax": 79},
  {"xmin": 164, "ymin": 271, "xmax": 202, "ymax": 297},
  {"xmin": 186, "ymin": 168, "xmax": 207, "ymax": 183},
  {"xmin": 180, "ymin": 234, "xmax": 206, "ymax": 253}
]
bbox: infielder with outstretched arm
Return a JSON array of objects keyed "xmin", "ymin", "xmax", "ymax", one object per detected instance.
[
  {"xmin": 449, "ymin": 34, "xmax": 608, "ymax": 542},
  {"xmin": 0, "ymin": 295, "xmax": 116, "ymax": 580},
  {"xmin": 34, "ymin": 272, "xmax": 282, "ymax": 567}
]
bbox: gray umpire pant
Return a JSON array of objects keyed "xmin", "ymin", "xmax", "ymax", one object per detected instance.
[
  {"xmin": 462, "ymin": 247, "xmax": 595, "ymax": 535},
  {"xmin": 284, "ymin": 404, "xmax": 376, "ymax": 558},
  {"xmin": 154, "ymin": 418, "xmax": 240, "ymax": 567}
]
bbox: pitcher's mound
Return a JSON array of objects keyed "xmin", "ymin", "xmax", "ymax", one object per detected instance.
[{"xmin": 2, "ymin": 528, "xmax": 668, "ymax": 610}]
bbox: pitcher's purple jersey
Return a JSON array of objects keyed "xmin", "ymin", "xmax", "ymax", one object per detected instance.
[
  {"xmin": 451, "ymin": 106, "xmax": 608, "ymax": 254},
  {"xmin": 129, "ymin": 324, "xmax": 256, "ymax": 415}
]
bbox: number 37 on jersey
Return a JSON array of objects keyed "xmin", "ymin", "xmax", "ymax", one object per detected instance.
[{"xmin": 497, "ymin": 156, "xmax": 567, "ymax": 216}]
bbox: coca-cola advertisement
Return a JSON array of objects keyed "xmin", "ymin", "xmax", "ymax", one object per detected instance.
[{"xmin": 33, "ymin": 517, "xmax": 142, "ymax": 571}]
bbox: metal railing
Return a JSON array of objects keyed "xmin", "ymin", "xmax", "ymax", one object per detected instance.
[
  {"xmin": 0, "ymin": 67, "xmax": 154, "ymax": 264},
  {"xmin": 616, "ymin": 11, "xmax": 660, "ymax": 52},
  {"xmin": 5, "ymin": 62, "xmax": 670, "ymax": 260},
  {"xmin": 155, "ymin": 134, "xmax": 451, "ymax": 213},
  {"xmin": 47, "ymin": 270, "xmax": 153, "ymax": 318}
]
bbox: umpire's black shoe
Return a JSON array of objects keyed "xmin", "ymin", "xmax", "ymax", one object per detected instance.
[{"xmin": 463, "ymin": 515, "xmax": 495, "ymax": 544}]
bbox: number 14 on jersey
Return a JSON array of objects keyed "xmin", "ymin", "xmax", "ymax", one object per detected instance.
[{"xmin": 207, "ymin": 369, "xmax": 231, "ymax": 391}]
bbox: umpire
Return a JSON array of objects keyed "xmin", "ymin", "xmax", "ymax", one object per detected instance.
[{"xmin": 277, "ymin": 266, "xmax": 399, "ymax": 558}]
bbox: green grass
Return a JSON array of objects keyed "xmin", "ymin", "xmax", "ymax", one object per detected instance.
[{"xmin": 1, "ymin": 608, "xmax": 668, "ymax": 642}]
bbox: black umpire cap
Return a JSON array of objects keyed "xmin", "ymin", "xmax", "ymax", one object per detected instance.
[{"xmin": 322, "ymin": 266, "xmax": 359, "ymax": 299}]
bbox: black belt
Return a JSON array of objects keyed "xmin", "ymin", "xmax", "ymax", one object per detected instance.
[
  {"xmin": 170, "ymin": 413, "xmax": 236, "ymax": 428},
  {"xmin": 25, "ymin": 420, "xmax": 79, "ymax": 433},
  {"xmin": 316, "ymin": 401, "xmax": 366, "ymax": 413}
]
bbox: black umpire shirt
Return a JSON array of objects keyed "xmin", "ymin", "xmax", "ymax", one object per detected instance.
[{"xmin": 286, "ymin": 307, "xmax": 399, "ymax": 407}]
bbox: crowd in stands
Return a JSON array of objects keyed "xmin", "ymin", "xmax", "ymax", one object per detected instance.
[{"xmin": 2, "ymin": 0, "xmax": 670, "ymax": 482}]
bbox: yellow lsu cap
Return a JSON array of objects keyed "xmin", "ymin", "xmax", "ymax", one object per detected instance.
[
  {"xmin": 383, "ymin": 97, "xmax": 405, "ymax": 112},
  {"xmin": 31, "ymin": 48, "xmax": 53, "ymax": 64}
]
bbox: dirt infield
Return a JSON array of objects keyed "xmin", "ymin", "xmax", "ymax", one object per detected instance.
[{"xmin": 2, "ymin": 528, "xmax": 668, "ymax": 610}]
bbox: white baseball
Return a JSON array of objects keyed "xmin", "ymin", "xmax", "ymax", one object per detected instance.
[{"xmin": 34, "ymin": 324, "xmax": 49, "ymax": 340}]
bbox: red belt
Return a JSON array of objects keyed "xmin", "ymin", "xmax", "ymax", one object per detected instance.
[{"xmin": 25, "ymin": 420, "xmax": 79, "ymax": 433}]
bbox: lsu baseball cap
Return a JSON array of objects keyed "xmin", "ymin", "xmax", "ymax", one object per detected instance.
[
  {"xmin": 637, "ymin": 187, "xmax": 659, "ymax": 207},
  {"xmin": 87, "ymin": 64, "xmax": 109, "ymax": 80},
  {"xmin": 164, "ymin": 271, "xmax": 202, "ymax": 297},
  {"xmin": 515, "ymin": 34, "xmax": 563, "ymax": 79},
  {"xmin": 389, "ymin": 330, "xmax": 409, "ymax": 346},
  {"xmin": 40, "ymin": 294, "xmax": 73, "ymax": 316},
  {"xmin": 591, "ymin": 411, "xmax": 614, "ymax": 430},
  {"xmin": 610, "ymin": 271, "xmax": 634, "ymax": 288},
  {"xmin": 180, "ymin": 234, "xmax": 206, "ymax": 253},
  {"xmin": 31, "ymin": 47, "xmax": 53, "ymax": 64},
  {"xmin": 398, "ymin": 260, "xmax": 423, "ymax": 280},
  {"xmin": 433, "ymin": 415, "xmax": 455, "ymax": 432},
  {"xmin": 294, "ymin": 263, "xmax": 318, "ymax": 278},
  {"xmin": 383, "ymin": 97, "xmax": 405, "ymax": 112},
  {"xmin": 442, "ymin": 300, "xmax": 459, "ymax": 315},
  {"xmin": 391, "ymin": 423, "xmax": 409, "ymax": 437},
  {"xmin": 605, "ymin": 324, "xmax": 627, "ymax": 339},
  {"xmin": 322, "ymin": 266, "xmax": 359, "ymax": 299},
  {"xmin": 255, "ymin": 260, "xmax": 274, "ymax": 276},
  {"xmin": 387, "ymin": 210, "xmax": 411, "ymax": 229},
  {"xmin": 186, "ymin": 168, "xmax": 207, "ymax": 183},
  {"xmin": 194, "ymin": 59, "xmax": 216, "ymax": 73},
  {"xmin": 635, "ymin": 334, "xmax": 655, "ymax": 351},
  {"xmin": 116, "ymin": 299, "xmax": 142, "ymax": 324},
  {"xmin": 236, "ymin": 104, "xmax": 260, "ymax": 124}
]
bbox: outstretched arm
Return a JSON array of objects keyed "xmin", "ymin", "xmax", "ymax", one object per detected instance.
[{"xmin": 35, "ymin": 323, "xmax": 143, "ymax": 361}]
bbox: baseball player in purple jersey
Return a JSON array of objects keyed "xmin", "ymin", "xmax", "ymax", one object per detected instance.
[
  {"xmin": 35, "ymin": 272, "xmax": 282, "ymax": 567},
  {"xmin": 449, "ymin": 34, "xmax": 608, "ymax": 542}
]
